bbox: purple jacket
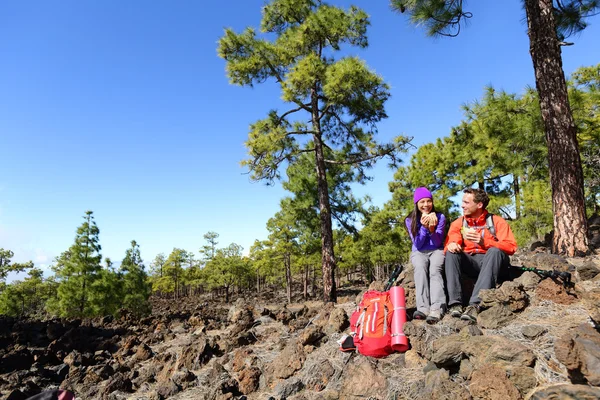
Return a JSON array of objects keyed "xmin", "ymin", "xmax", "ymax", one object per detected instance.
[{"xmin": 405, "ymin": 212, "xmax": 446, "ymax": 252}]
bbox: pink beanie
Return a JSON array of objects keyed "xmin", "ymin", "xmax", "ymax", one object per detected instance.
[{"xmin": 413, "ymin": 187, "xmax": 433, "ymax": 204}]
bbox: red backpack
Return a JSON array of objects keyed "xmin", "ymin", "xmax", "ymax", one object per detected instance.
[{"xmin": 350, "ymin": 290, "xmax": 395, "ymax": 358}]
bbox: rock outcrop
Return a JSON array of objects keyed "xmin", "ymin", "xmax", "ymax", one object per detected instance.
[{"xmin": 1, "ymin": 253, "xmax": 600, "ymax": 399}]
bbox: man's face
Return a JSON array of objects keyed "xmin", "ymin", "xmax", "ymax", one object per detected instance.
[{"xmin": 462, "ymin": 193, "xmax": 482, "ymax": 217}]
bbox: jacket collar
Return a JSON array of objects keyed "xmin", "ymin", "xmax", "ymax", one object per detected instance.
[{"xmin": 464, "ymin": 210, "xmax": 489, "ymax": 226}]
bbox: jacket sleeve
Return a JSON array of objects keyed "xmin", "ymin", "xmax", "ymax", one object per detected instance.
[
  {"xmin": 444, "ymin": 218, "xmax": 463, "ymax": 253},
  {"xmin": 407, "ymin": 217, "xmax": 429, "ymax": 250},
  {"xmin": 483, "ymin": 216, "xmax": 517, "ymax": 255},
  {"xmin": 430, "ymin": 213, "xmax": 446, "ymax": 248}
]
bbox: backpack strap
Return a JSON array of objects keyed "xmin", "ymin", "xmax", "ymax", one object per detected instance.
[
  {"xmin": 463, "ymin": 214, "xmax": 497, "ymax": 239},
  {"xmin": 486, "ymin": 213, "xmax": 497, "ymax": 239}
]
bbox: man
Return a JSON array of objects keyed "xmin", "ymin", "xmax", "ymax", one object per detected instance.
[{"xmin": 445, "ymin": 188, "xmax": 517, "ymax": 323}]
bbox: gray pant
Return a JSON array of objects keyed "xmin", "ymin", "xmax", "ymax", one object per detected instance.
[
  {"xmin": 410, "ymin": 249, "xmax": 445, "ymax": 313},
  {"xmin": 445, "ymin": 247, "xmax": 510, "ymax": 306}
]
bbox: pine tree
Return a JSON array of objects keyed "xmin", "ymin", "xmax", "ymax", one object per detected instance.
[
  {"xmin": 120, "ymin": 240, "xmax": 151, "ymax": 317},
  {"xmin": 0, "ymin": 249, "xmax": 34, "ymax": 283},
  {"xmin": 248, "ymin": 239, "xmax": 278, "ymax": 294},
  {"xmin": 149, "ymin": 253, "xmax": 166, "ymax": 278},
  {"xmin": 200, "ymin": 232, "xmax": 219, "ymax": 263},
  {"xmin": 218, "ymin": 0, "xmax": 407, "ymax": 301},
  {"xmin": 56, "ymin": 210, "xmax": 103, "ymax": 317},
  {"xmin": 0, "ymin": 268, "xmax": 44, "ymax": 317},
  {"xmin": 162, "ymin": 248, "xmax": 187, "ymax": 299},
  {"xmin": 90, "ymin": 266, "xmax": 122, "ymax": 317},
  {"xmin": 267, "ymin": 202, "xmax": 300, "ymax": 304}
]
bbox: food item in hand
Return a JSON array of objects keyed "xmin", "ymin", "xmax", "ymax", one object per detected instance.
[{"xmin": 461, "ymin": 227, "xmax": 477, "ymax": 237}]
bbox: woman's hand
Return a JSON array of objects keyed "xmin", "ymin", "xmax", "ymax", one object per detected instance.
[{"xmin": 427, "ymin": 213, "xmax": 438, "ymax": 228}]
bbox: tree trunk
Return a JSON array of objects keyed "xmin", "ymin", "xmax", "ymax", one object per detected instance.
[
  {"xmin": 312, "ymin": 264, "xmax": 317, "ymax": 297},
  {"xmin": 524, "ymin": 0, "xmax": 588, "ymax": 256},
  {"xmin": 312, "ymin": 88, "xmax": 337, "ymax": 303},
  {"xmin": 285, "ymin": 253, "xmax": 292, "ymax": 304},
  {"xmin": 80, "ymin": 278, "xmax": 86, "ymax": 316},
  {"xmin": 514, "ymin": 175, "xmax": 521, "ymax": 219},
  {"xmin": 303, "ymin": 264, "xmax": 308, "ymax": 299}
]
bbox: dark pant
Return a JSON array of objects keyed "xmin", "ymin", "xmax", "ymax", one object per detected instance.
[{"xmin": 445, "ymin": 247, "xmax": 510, "ymax": 306}]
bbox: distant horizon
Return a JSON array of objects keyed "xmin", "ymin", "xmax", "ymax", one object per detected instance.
[{"xmin": 2, "ymin": 0, "xmax": 599, "ymax": 282}]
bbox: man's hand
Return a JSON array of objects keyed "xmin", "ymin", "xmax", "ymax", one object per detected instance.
[
  {"xmin": 464, "ymin": 228, "xmax": 483, "ymax": 245},
  {"xmin": 447, "ymin": 242, "xmax": 463, "ymax": 253}
]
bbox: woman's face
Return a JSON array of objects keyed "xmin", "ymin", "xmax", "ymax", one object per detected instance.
[{"xmin": 417, "ymin": 198, "xmax": 433, "ymax": 214}]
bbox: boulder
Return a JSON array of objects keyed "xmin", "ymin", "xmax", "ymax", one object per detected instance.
[
  {"xmin": 132, "ymin": 343, "xmax": 154, "ymax": 363},
  {"xmin": 299, "ymin": 326, "xmax": 324, "ymax": 346},
  {"xmin": 478, "ymin": 305, "xmax": 516, "ymax": 329},
  {"xmin": 522, "ymin": 325, "xmax": 547, "ymax": 340},
  {"xmin": 421, "ymin": 368, "xmax": 472, "ymax": 400},
  {"xmin": 273, "ymin": 377, "xmax": 304, "ymax": 398},
  {"xmin": 469, "ymin": 365, "xmax": 522, "ymax": 400},
  {"xmin": 480, "ymin": 281, "xmax": 528, "ymax": 312},
  {"xmin": 555, "ymin": 323, "xmax": 600, "ymax": 385},
  {"xmin": 266, "ymin": 339, "xmax": 306, "ymax": 381},
  {"xmin": 324, "ymin": 307, "xmax": 349, "ymax": 335},
  {"xmin": 579, "ymin": 286, "xmax": 600, "ymax": 323},
  {"xmin": 0, "ymin": 348, "xmax": 34, "ymax": 374},
  {"xmin": 404, "ymin": 349, "xmax": 427, "ymax": 369},
  {"xmin": 526, "ymin": 383, "xmax": 600, "ymax": 400},
  {"xmin": 431, "ymin": 334, "xmax": 535, "ymax": 370},
  {"xmin": 231, "ymin": 348, "xmax": 257, "ymax": 373},
  {"xmin": 301, "ymin": 358, "xmax": 336, "ymax": 391},
  {"xmin": 100, "ymin": 372, "xmax": 133, "ymax": 399},
  {"xmin": 535, "ymin": 279, "xmax": 577, "ymax": 305},
  {"xmin": 513, "ymin": 272, "xmax": 542, "ymax": 292},
  {"xmin": 237, "ymin": 366, "xmax": 261, "ymax": 395},
  {"xmin": 506, "ymin": 366, "xmax": 537, "ymax": 396},
  {"xmin": 576, "ymin": 260, "xmax": 600, "ymax": 281},
  {"xmin": 339, "ymin": 357, "xmax": 387, "ymax": 399},
  {"xmin": 155, "ymin": 379, "xmax": 181, "ymax": 400},
  {"xmin": 206, "ymin": 362, "xmax": 239, "ymax": 399},
  {"xmin": 531, "ymin": 253, "xmax": 571, "ymax": 272}
]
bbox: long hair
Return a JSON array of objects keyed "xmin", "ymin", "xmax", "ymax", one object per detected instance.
[{"xmin": 404, "ymin": 202, "xmax": 437, "ymax": 239}]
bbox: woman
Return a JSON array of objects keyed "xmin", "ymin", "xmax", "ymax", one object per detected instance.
[{"xmin": 404, "ymin": 187, "xmax": 446, "ymax": 324}]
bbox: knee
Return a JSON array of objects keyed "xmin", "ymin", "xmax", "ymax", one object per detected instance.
[
  {"xmin": 430, "ymin": 251, "xmax": 445, "ymax": 272},
  {"xmin": 445, "ymin": 251, "xmax": 461, "ymax": 265},
  {"xmin": 411, "ymin": 258, "xmax": 428, "ymax": 272},
  {"xmin": 485, "ymin": 247, "xmax": 506, "ymax": 260}
]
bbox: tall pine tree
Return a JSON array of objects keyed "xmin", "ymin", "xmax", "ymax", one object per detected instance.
[
  {"xmin": 120, "ymin": 240, "xmax": 151, "ymax": 317},
  {"xmin": 218, "ymin": 0, "xmax": 407, "ymax": 301},
  {"xmin": 56, "ymin": 210, "xmax": 102, "ymax": 317}
]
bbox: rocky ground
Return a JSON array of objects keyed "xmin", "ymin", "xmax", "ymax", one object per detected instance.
[{"xmin": 1, "ymin": 250, "xmax": 600, "ymax": 400}]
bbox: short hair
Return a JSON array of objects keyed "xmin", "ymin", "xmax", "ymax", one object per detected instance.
[{"xmin": 464, "ymin": 188, "xmax": 490, "ymax": 209}]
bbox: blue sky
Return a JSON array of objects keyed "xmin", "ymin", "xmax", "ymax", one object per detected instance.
[{"xmin": 1, "ymin": 1, "xmax": 599, "ymax": 273}]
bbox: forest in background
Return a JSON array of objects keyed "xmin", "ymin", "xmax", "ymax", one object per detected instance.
[
  {"xmin": 1, "ymin": 0, "xmax": 599, "ymax": 318},
  {"xmin": 0, "ymin": 61, "xmax": 598, "ymax": 319}
]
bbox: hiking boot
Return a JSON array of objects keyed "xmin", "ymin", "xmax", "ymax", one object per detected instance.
[
  {"xmin": 426, "ymin": 309, "xmax": 441, "ymax": 324},
  {"xmin": 461, "ymin": 304, "xmax": 480, "ymax": 323},
  {"xmin": 449, "ymin": 304, "xmax": 463, "ymax": 318},
  {"xmin": 412, "ymin": 310, "xmax": 427, "ymax": 320}
]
